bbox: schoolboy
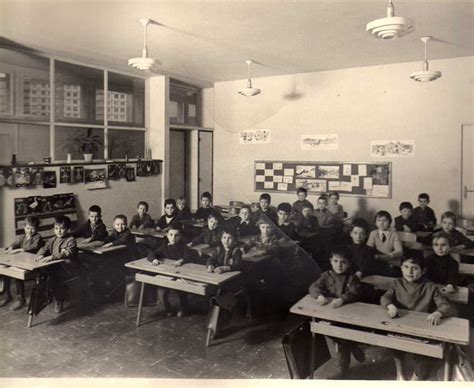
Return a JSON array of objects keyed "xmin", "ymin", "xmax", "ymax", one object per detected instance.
[
  {"xmin": 276, "ymin": 202, "xmax": 297, "ymax": 240},
  {"xmin": 230, "ymin": 205, "xmax": 259, "ymax": 237},
  {"xmin": 147, "ymin": 227, "xmax": 197, "ymax": 317},
  {"xmin": 72, "ymin": 205, "xmax": 108, "ymax": 242},
  {"xmin": 367, "ymin": 210, "xmax": 403, "ymax": 262},
  {"xmin": 394, "ymin": 202, "xmax": 419, "ymax": 233},
  {"xmin": 252, "ymin": 193, "xmax": 278, "ymax": 225},
  {"xmin": 309, "ymin": 247, "xmax": 365, "ymax": 374},
  {"xmin": 327, "ymin": 191, "xmax": 345, "ymax": 222},
  {"xmin": 434, "ymin": 211, "xmax": 474, "ymax": 250},
  {"xmin": 424, "ymin": 232, "xmax": 459, "ymax": 293},
  {"xmin": 194, "ymin": 192, "xmax": 221, "ymax": 221},
  {"xmin": 314, "ymin": 195, "xmax": 337, "ymax": 232},
  {"xmin": 347, "ymin": 218, "xmax": 377, "ymax": 278},
  {"xmin": 176, "ymin": 196, "xmax": 192, "ymax": 220},
  {"xmin": 0, "ymin": 216, "xmax": 44, "ymax": 309},
  {"xmin": 380, "ymin": 255, "xmax": 455, "ymax": 380},
  {"xmin": 207, "ymin": 229, "xmax": 243, "ymax": 274},
  {"xmin": 292, "ymin": 187, "xmax": 313, "ymax": 214},
  {"xmin": 35, "ymin": 216, "xmax": 78, "ymax": 313},
  {"xmin": 155, "ymin": 198, "xmax": 182, "ymax": 231},
  {"xmin": 412, "ymin": 193, "xmax": 437, "ymax": 231},
  {"xmin": 296, "ymin": 204, "xmax": 320, "ymax": 235},
  {"xmin": 103, "ymin": 215, "xmax": 136, "ymax": 248},
  {"xmin": 129, "ymin": 201, "xmax": 154, "ymax": 230},
  {"xmin": 189, "ymin": 214, "xmax": 221, "ymax": 247}
]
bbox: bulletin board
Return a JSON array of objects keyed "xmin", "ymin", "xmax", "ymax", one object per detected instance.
[{"xmin": 254, "ymin": 161, "xmax": 391, "ymax": 198}]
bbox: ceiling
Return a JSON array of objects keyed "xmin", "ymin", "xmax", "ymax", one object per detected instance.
[{"xmin": 1, "ymin": 0, "xmax": 473, "ymax": 87}]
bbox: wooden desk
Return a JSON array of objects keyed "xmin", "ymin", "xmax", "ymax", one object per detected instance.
[
  {"xmin": 361, "ymin": 275, "xmax": 469, "ymax": 304},
  {"xmin": 76, "ymin": 238, "xmax": 127, "ymax": 255},
  {"xmin": 180, "ymin": 219, "xmax": 207, "ymax": 228},
  {"xmin": 131, "ymin": 228, "xmax": 166, "ymax": 239},
  {"xmin": 460, "ymin": 263, "xmax": 474, "ymax": 276},
  {"xmin": 290, "ymin": 294, "xmax": 469, "ymax": 380}
]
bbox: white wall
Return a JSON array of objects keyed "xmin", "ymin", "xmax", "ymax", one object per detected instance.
[{"xmin": 212, "ymin": 57, "xmax": 474, "ymax": 222}]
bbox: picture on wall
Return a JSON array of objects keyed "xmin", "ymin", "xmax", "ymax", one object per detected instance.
[
  {"xmin": 151, "ymin": 160, "xmax": 161, "ymax": 175},
  {"xmin": 108, "ymin": 164, "xmax": 119, "ymax": 180},
  {"xmin": 301, "ymin": 134, "xmax": 338, "ymax": 150},
  {"xmin": 239, "ymin": 129, "xmax": 271, "ymax": 144},
  {"xmin": 126, "ymin": 167, "xmax": 136, "ymax": 182},
  {"xmin": 15, "ymin": 167, "xmax": 31, "ymax": 187},
  {"xmin": 85, "ymin": 168, "xmax": 106, "ymax": 184},
  {"xmin": 73, "ymin": 167, "xmax": 85, "ymax": 183},
  {"xmin": 117, "ymin": 164, "xmax": 127, "ymax": 179},
  {"xmin": 295, "ymin": 178, "xmax": 327, "ymax": 193},
  {"xmin": 137, "ymin": 161, "xmax": 152, "ymax": 177},
  {"xmin": 30, "ymin": 168, "xmax": 44, "ymax": 186},
  {"xmin": 317, "ymin": 165, "xmax": 340, "ymax": 179},
  {"xmin": 43, "ymin": 171, "xmax": 57, "ymax": 189},
  {"xmin": 370, "ymin": 140, "xmax": 415, "ymax": 157},
  {"xmin": 295, "ymin": 165, "xmax": 316, "ymax": 178},
  {"xmin": 0, "ymin": 168, "xmax": 13, "ymax": 187},
  {"xmin": 59, "ymin": 167, "xmax": 71, "ymax": 184}
]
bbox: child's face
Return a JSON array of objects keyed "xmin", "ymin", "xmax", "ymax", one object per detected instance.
[
  {"xmin": 137, "ymin": 204, "xmax": 147, "ymax": 217},
  {"xmin": 208, "ymin": 217, "xmax": 218, "ymax": 230},
  {"xmin": 330, "ymin": 255, "xmax": 350, "ymax": 275},
  {"xmin": 277, "ymin": 210, "xmax": 289, "ymax": 223},
  {"xmin": 297, "ymin": 192, "xmax": 307, "ymax": 201},
  {"xmin": 350, "ymin": 226, "xmax": 367, "ymax": 245},
  {"xmin": 259, "ymin": 199, "xmax": 270, "ymax": 211},
  {"xmin": 164, "ymin": 203, "xmax": 175, "ymax": 216},
  {"xmin": 376, "ymin": 216, "xmax": 390, "ymax": 231},
  {"xmin": 400, "ymin": 208, "xmax": 412, "ymax": 220},
  {"xmin": 317, "ymin": 199, "xmax": 327, "ymax": 210},
  {"xmin": 239, "ymin": 208, "xmax": 250, "ymax": 221},
  {"xmin": 433, "ymin": 237, "xmax": 450, "ymax": 257},
  {"xmin": 329, "ymin": 195, "xmax": 338, "ymax": 205},
  {"xmin": 401, "ymin": 259, "xmax": 424, "ymax": 283},
  {"xmin": 259, "ymin": 223, "xmax": 272, "ymax": 237},
  {"xmin": 54, "ymin": 223, "xmax": 68, "ymax": 238},
  {"xmin": 89, "ymin": 211, "xmax": 100, "ymax": 225},
  {"xmin": 221, "ymin": 232, "xmax": 234, "ymax": 250},
  {"xmin": 441, "ymin": 217, "xmax": 455, "ymax": 233},
  {"xmin": 113, "ymin": 218, "xmax": 126, "ymax": 233},
  {"xmin": 418, "ymin": 198, "xmax": 429, "ymax": 208},
  {"xmin": 201, "ymin": 197, "xmax": 211, "ymax": 208},
  {"xmin": 176, "ymin": 199, "xmax": 185, "ymax": 210},
  {"xmin": 24, "ymin": 224, "xmax": 37, "ymax": 237},
  {"xmin": 302, "ymin": 207, "xmax": 312, "ymax": 218},
  {"xmin": 167, "ymin": 229, "xmax": 181, "ymax": 245}
]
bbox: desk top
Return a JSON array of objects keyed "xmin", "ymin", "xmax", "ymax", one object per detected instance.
[
  {"xmin": 125, "ymin": 258, "xmax": 240, "ymax": 286},
  {"xmin": 180, "ymin": 219, "xmax": 207, "ymax": 228},
  {"xmin": 191, "ymin": 244, "xmax": 270, "ymax": 264},
  {"xmin": 76, "ymin": 238, "xmax": 127, "ymax": 255},
  {"xmin": 361, "ymin": 275, "xmax": 469, "ymax": 304},
  {"xmin": 460, "ymin": 263, "xmax": 474, "ymax": 275},
  {"xmin": 0, "ymin": 250, "xmax": 62, "ymax": 271},
  {"xmin": 131, "ymin": 228, "xmax": 166, "ymax": 239},
  {"xmin": 290, "ymin": 294, "xmax": 469, "ymax": 345}
]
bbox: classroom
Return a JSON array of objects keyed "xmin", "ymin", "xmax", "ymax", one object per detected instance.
[{"xmin": 0, "ymin": 0, "xmax": 473, "ymax": 384}]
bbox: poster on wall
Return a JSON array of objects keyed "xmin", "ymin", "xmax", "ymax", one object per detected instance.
[
  {"xmin": 126, "ymin": 167, "xmax": 136, "ymax": 182},
  {"xmin": 0, "ymin": 168, "xmax": 13, "ymax": 187},
  {"xmin": 15, "ymin": 167, "xmax": 31, "ymax": 187},
  {"xmin": 317, "ymin": 165, "xmax": 340, "ymax": 179},
  {"xmin": 59, "ymin": 167, "xmax": 71, "ymax": 184},
  {"xmin": 30, "ymin": 168, "xmax": 44, "ymax": 186},
  {"xmin": 43, "ymin": 171, "xmax": 57, "ymax": 189},
  {"xmin": 73, "ymin": 167, "xmax": 85, "ymax": 183},
  {"xmin": 85, "ymin": 168, "xmax": 106, "ymax": 184},
  {"xmin": 295, "ymin": 178, "xmax": 327, "ymax": 193},
  {"xmin": 239, "ymin": 129, "xmax": 271, "ymax": 144},
  {"xmin": 301, "ymin": 134, "xmax": 338, "ymax": 150},
  {"xmin": 295, "ymin": 165, "xmax": 316, "ymax": 178},
  {"xmin": 370, "ymin": 140, "xmax": 415, "ymax": 157}
]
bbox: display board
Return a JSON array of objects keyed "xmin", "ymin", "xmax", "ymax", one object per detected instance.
[{"xmin": 254, "ymin": 160, "xmax": 391, "ymax": 198}]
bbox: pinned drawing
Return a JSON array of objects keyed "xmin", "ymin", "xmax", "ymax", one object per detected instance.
[
  {"xmin": 317, "ymin": 165, "xmax": 340, "ymax": 179},
  {"xmin": 370, "ymin": 140, "xmax": 415, "ymax": 157},
  {"xmin": 239, "ymin": 129, "xmax": 271, "ymax": 144},
  {"xmin": 301, "ymin": 134, "xmax": 338, "ymax": 150},
  {"xmin": 295, "ymin": 179, "xmax": 327, "ymax": 193},
  {"xmin": 295, "ymin": 165, "xmax": 316, "ymax": 179}
]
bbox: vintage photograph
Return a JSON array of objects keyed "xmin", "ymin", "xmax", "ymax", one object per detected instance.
[{"xmin": 43, "ymin": 171, "xmax": 57, "ymax": 189}]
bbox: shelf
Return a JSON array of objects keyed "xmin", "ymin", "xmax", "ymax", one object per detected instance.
[{"xmin": 0, "ymin": 159, "xmax": 162, "ymax": 169}]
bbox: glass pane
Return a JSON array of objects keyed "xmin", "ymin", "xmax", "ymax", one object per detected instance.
[
  {"xmin": 106, "ymin": 72, "xmax": 145, "ymax": 127},
  {"xmin": 0, "ymin": 121, "xmax": 18, "ymax": 163},
  {"xmin": 0, "ymin": 122, "xmax": 50, "ymax": 163},
  {"xmin": 170, "ymin": 83, "xmax": 200, "ymax": 126},
  {"xmin": 187, "ymin": 91, "xmax": 198, "ymax": 126},
  {"xmin": 0, "ymin": 72, "xmax": 12, "ymax": 115},
  {"xmin": 55, "ymin": 61, "xmax": 103, "ymax": 124},
  {"xmin": 108, "ymin": 129, "xmax": 145, "ymax": 159},
  {"xmin": 54, "ymin": 126, "xmax": 104, "ymax": 160}
]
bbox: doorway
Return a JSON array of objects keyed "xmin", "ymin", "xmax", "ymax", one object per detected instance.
[
  {"xmin": 198, "ymin": 130, "xmax": 213, "ymax": 202},
  {"xmin": 461, "ymin": 124, "xmax": 474, "ymax": 219},
  {"xmin": 169, "ymin": 129, "xmax": 190, "ymax": 202}
]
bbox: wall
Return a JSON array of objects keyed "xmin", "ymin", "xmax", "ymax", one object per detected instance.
[{"xmin": 212, "ymin": 57, "xmax": 474, "ymax": 221}]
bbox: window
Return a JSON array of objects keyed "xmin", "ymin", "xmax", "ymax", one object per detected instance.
[
  {"xmin": 54, "ymin": 126, "xmax": 104, "ymax": 160},
  {"xmin": 170, "ymin": 81, "xmax": 200, "ymax": 126},
  {"xmin": 108, "ymin": 129, "xmax": 145, "ymax": 159},
  {"xmin": 0, "ymin": 72, "xmax": 13, "ymax": 116}
]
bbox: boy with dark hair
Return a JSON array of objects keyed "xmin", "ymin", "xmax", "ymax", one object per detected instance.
[
  {"xmin": 276, "ymin": 202, "xmax": 297, "ymax": 240},
  {"xmin": 72, "ymin": 205, "xmax": 108, "ymax": 242},
  {"xmin": 103, "ymin": 215, "xmax": 136, "ymax": 248},
  {"xmin": 130, "ymin": 201, "xmax": 154, "ymax": 229},
  {"xmin": 230, "ymin": 205, "xmax": 259, "ymax": 237},
  {"xmin": 292, "ymin": 187, "xmax": 313, "ymax": 214},
  {"xmin": 252, "ymin": 193, "xmax": 278, "ymax": 225},
  {"xmin": 194, "ymin": 192, "xmax": 221, "ymax": 221},
  {"xmin": 435, "ymin": 211, "xmax": 474, "ymax": 250},
  {"xmin": 412, "ymin": 193, "xmax": 437, "ymax": 231},
  {"xmin": 155, "ymin": 198, "xmax": 181, "ymax": 231},
  {"xmin": 189, "ymin": 214, "xmax": 221, "ymax": 248},
  {"xmin": 176, "ymin": 196, "xmax": 192, "ymax": 220},
  {"xmin": 347, "ymin": 218, "xmax": 377, "ymax": 278},
  {"xmin": 367, "ymin": 210, "xmax": 403, "ymax": 262},
  {"xmin": 394, "ymin": 201, "xmax": 418, "ymax": 233}
]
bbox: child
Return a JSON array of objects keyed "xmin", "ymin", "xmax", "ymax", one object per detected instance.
[
  {"xmin": 314, "ymin": 195, "xmax": 337, "ymax": 233},
  {"xmin": 230, "ymin": 205, "xmax": 259, "ymax": 237},
  {"xmin": 176, "ymin": 196, "xmax": 192, "ymax": 220},
  {"xmin": 207, "ymin": 229, "xmax": 243, "ymax": 274},
  {"xmin": 292, "ymin": 187, "xmax": 313, "ymax": 214},
  {"xmin": 367, "ymin": 210, "xmax": 403, "ymax": 263},
  {"xmin": 147, "ymin": 228, "xmax": 197, "ymax": 317},
  {"xmin": 0, "ymin": 216, "xmax": 44, "ymax": 309},
  {"xmin": 296, "ymin": 204, "xmax": 320, "ymax": 235},
  {"xmin": 129, "ymin": 201, "xmax": 154, "ymax": 230},
  {"xmin": 155, "ymin": 199, "xmax": 181, "ymax": 231},
  {"xmin": 252, "ymin": 193, "xmax": 278, "ymax": 225},
  {"xmin": 347, "ymin": 218, "xmax": 377, "ymax": 279},
  {"xmin": 380, "ymin": 255, "xmax": 455, "ymax": 380},
  {"xmin": 412, "ymin": 193, "xmax": 437, "ymax": 231},
  {"xmin": 72, "ymin": 205, "xmax": 108, "ymax": 242},
  {"xmin": 35, "ymin": 216, "xmax": 78, "ymax": 313},
  {"xmin": 194, "ymin": 192, "xmax": 221, "ymax": 221},
  {"xmin": 435, "ymin": 211, "xmax": 474, "ymax": 250},
  {"xmin": 394, "ymin": 202, "xmax": 418, "ymax": 233},
  {"xmin": 103, "ymin": 215, "xmax": 136, "ymax": 248},
  {"xmin": 189, "ymin": 214, "xmax": 221, "ymax": 248},
  {"xmin": 327, "ymin": 191, "xmax": 345, "ymax": 222},
  {"xmin": 308, "ymin": 247, "xmax": 365, "ymax": 373},
  {"xmin": 244, "ymin": 219, "xmax": 281, "ymax": 254},
  {"xmin": 276, "ymin": 202, "xmax": 297, "ymax": 240},
  {"xmin": 424, "ymin": 232, "xmax": 459, "ymax": 293}
]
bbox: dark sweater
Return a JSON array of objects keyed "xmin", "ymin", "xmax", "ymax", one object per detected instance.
[
  {"xmin": 297, "ymin": 215, "xmax": 320, "ymax": 234},
  {"xmin": 277, "ymin": 221, "xmax": 298, "ymax": 240},
  {"xmin": 194, "ymin": 207, "xmax": 221, "ymax": 221},
  {"xmin": 72, "ymin": 219, "xmax": 108, "ymax": 241},
  {"xmin": 425, "ymin": 253, "xmax": 459, "ymax": 286},
  {"xmin": 230, "ymin": 217, "xmax": 259, "ymax": 237},
  {"xmin": 292, "ymin": 199, "xmax": 314, "ymax": 214},
  {"xmin": 412, "ymin": 206, "xmax": 437, "ymax": 230},
  {"xmin": 176, "ymin": 206, "xmax": 192, "ymax": 220},
  {"xmin": 309, "ymin": 271, "xmax": 361, "ymax": 304},
  {"xmin": 206, "ymin": 245, "xmax": 243, "ymax": 272},
  {"xmin": 9, "ymin": 233, "xmax": 44, "ymax": 253},
  {"xmin": 155, "ymin": 214, "xmax": 181, "ymax": 230},
  {"xmin": 129, "ymin": 214, "xmax": 154, "ymax": 229},
  {"xmin": 348, "ymin": 243, "xmax": 376, "ymax": 277},
  {"xmin": 190, "ymin": 227, "xmax": 221, "ymax": 247},
  {"xmin": 104, "ymin": 229, "xmax": 136, "ymax": 246},
  {"xmin": 147, "ymin": 241, "xmax": 197, "ymax": 263},
  {"xmin": 394, "ymin": 215, "xmax": 420, "ymax": 233}
]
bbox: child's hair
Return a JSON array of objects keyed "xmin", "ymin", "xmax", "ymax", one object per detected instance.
[
  {"xmin": 25, "ymin": 215, "xmax": 40, "ymax": 228},
  {"xmin": 257, "ymin": 219, "xmax": 273, "ymax": 229},
  {"xmin": 317, "ymin": 194, "xmax": 328, "ymax": 203},
  {"xmin": 177, "ymin": 196, "xmax": 186, "ymax": 202},
  {"xmin": 220, "ymin": 228, "xmax": 236, "ymax": 240},
  {"xmin": 137, "ymin": 201, "xmax": 149, "ymax": 211},
  {"xmin": 399, "ymin": 202, "xmax": 413, "ymax": 211},
  {"xmin": 329, "ymin": 246, "xmax": 351, "ymax": 263},
  {"xmin": 374, "ymin": 210, "xmax": 392, "ymax": 224},
  {"xmin": 259, "ymin": 193, "xmax": 271, "ymax": 202},
  {"xmin": 432, "ymin": 231, "xmax": 452, "ymax": 246},
  {"xmin": 88, "ymin": 205, "xmax": 102, "ymax": 215},
  {"xmin": 296, "ymin": 187, "xmax": 307, "ymax": 195},
  {"xmin": 114, "ymin": 214, "xmax": 128, "ymax": 224},
  {"xmin": 240, "ymin": 205, "xmax": 251, "ymax": 212},
  {"xmin": 301, "ymin": 203, "xmax": 313, "ymax": 211},
  {"xmin": 329, "ymin": 191, "xmax": 339, "ymax": 199},
  {"xmin": 55, "ymin": 215, "xmax": 71, "ymax": 230},
  {"xmin": 441, "ymin": 211, "xmax": 456, "ymax": 223},
  {"xmin": 164, "ymin": 198, "xmax": 176, "ymax": 207},
  {"xmin": 201, "ymin": 192, "xmax": 212, "ymax": 201},
  {"xmin": 167, "ymin": 226, "xmax": 182, "ymax": 234},
  {"xmin": 208, "ymin": 213, "xmax": 219, "ymax": 221},
  {"xmin": 277, "ymin": 202, "xmax": 292, "ymax": 213},
  {"xmin": 350, "ymin": 218, "xmax": 370, "ymax": 232},
  {"xmin": 401, "ymin": 255, "xmax": 426, "ymax": 269},
  {"xmin": 418, "ymin": 193, "xmax": 430, "ymax": 201}
]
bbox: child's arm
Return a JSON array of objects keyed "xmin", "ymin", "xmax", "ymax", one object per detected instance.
[
  {"xmin": 366, "ymin": 231, "xmax": 376, "ymax": 248},
  {"xmin": 111, "ymin": 229, "xmax": 133, "ymax": 246},
  {"xmin": 54, "ymin": 237, "xmax": 77, "ymax": 260},
  {"xmin": 206, "ymin": 251, "xmax": 217, "ymax": 272},
  {"xmin": 189, "ymin": 231, "xmax": 205, "ymax": 247},
  {"xmin": 92, "ymin": 223, "xmax": 108, "ymax": 242},
  {"xmin": 22, "ymin": 234, "xmax": 44, "ymax": 254},
  {"xmin": 147, "ymin": 245, "xmax": 164, "ymax": 265},
  {"xmin": 386, "ymin": 233, "xmax": 403, "ymax": 259},
  {"xmin": 35, "ymin": 239, "xmax": 52, "ymax": 261},
  {"xmin": 215, "ymin": 248, "xmax": 243, "ymax": 273},
  {"xmin": 339, "ymin": 276, "xmax": 362, "ymax": 305},
  {"xmin": 309, "ymin": 273, "xmax": 329, "ymax": 305},
  {"xmin": 428, "ymin": 287, "xmax": 456, "ymax": 325},
  {"xmin": 380, "ymin": 287, "xmax": 398, "ymax": 318},
  {"xmin": 427, "ymin": 208, "xmax": 437, "ymax": 229},
  {"xmin": 6, "ymin": 236, "xmax": 23, "ymax": 253},
  {"xmin": 129, "ymin": 215, "xmax": 139, "ymax": 229}
]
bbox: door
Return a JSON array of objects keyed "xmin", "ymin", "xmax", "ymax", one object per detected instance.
[
  {"xmin": 169, "ymin": 129, "xmax": 187, "ymax": 200},
  {"xmin": 462, "ymin": 124, "xmax": 474, "ymax": 219},
  {"xmin": 198, "ymin": 131, "xmax": 213, "ymax": 201}
]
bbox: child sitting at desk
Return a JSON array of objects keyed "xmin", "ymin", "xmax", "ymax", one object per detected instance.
[
  {"xmin": 412, "ymin": 193, "xmax": 437, "ymax": 231},
  {"xmin": 147, "ymin": 227, "xmax": 197, "ymax": 317},
  {"xmin": 188, "ymin": 214, "xmax": 221, "ymax": 248},
  {"xmin": 35, "ymin": 216, "xmax": 78, "ymax": 313},
  {"xmin": 207, "ymin": 229, "xmax": 243, "ymax": 274},
  {"xmin": 367, "ymin": 210, "xmax": 403, "ymax": 263},
  {"xmin": 0, "ymin": 216, "xmax": 44, "ymax": 310},
  {"xmin": 155, "ymin": 198, "xmax": 182, "ymax": 232},
  {"xmin": 129, "ymin": 201, "xmax": 155, "ymax": 230},
  {"xmin": 72, "ymin": 205, "xmax": 108, "ymax": 242},
  {"xmin": 424, "ymin": 232, "xmax": 459, "ymax": 293},
  {"xmin": 176, "ymin": 196, "xmax": 192, "ymax": 220},
  {"xmin": 347, "ymin": 218, "xmax": 378, "ymax": 279},
  {"xmin": 103, "ymin": 215, "xmax": 136, "ymax": 253},
  {"xmin": 327, "ymin": 191, "xmax": 345, "ymax": 222},
  {"xmin": 276, "ymin": 202, "xmax": 297, "ymax": 240},
  {"xmin": 308, "ymin": 246, "xmax": 365, "ymax": 374},
  {"xmin": 194, "ymin": 192, "xmax": 221, "ymax": 221},
  {"xmin": 314, "ymin": 195, "xmax": 338, "ymax": 242},
  {"xmin": 394, "ymin": 202, "xmax": 419, "ymax": 233},
  {"xmin": 380, "ymin": 255, "xmax": 455, "ymax": 381},
  {"xmin": 433, "ymin": 212, "xmax": 474, "ymax": 251},
  {"xmin": 296, "ymin": 204, "xmax": 326, "ymax": 268},
  {"xmin": 229, "ymin": 205, "xmax": 258, "ymax": 238},
  {"xmin": 292, "ymin": 187, "xmax": 313, "ymax": 214},
  {"xmin": 252, "ymin": 193, "xmax": 278, "ymax": 225}
]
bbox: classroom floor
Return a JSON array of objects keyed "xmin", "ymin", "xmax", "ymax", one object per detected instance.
[{"xmin": 0, "ymin": 289, "xmax": 472, "ymax": 380}]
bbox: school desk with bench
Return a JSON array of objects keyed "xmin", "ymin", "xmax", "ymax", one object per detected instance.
[{"xmin": 290, "ymin": 294, "xmax": 470, "ymax": 381}]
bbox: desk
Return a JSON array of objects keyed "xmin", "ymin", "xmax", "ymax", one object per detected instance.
[
  {"xmin": 290, "ymin": 295, "xmax": 469, "ymax": 380},
  {"xmin": 131, "ymin": 228, "xmax": 166, "ymax": 239},
  {"xmin": 361, "ymin": 275, "xmax": 469, "ymax": 304},
  {"xmin": 180, "ymin": 219, "xmax": 207, "ymax": 228},
  {"xmin": 460, "ymin": 263, "xmax": 474, "ymax": 276},
  {"xmin": 76, "ymin": 238, "xmax": 127, "ymax": 255}
]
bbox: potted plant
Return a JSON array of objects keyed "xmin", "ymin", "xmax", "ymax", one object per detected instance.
[{"xmin": 60, "ymin": 128, "xmax": 103, "ymax": 162}]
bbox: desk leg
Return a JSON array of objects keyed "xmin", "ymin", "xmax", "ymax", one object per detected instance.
[
  {"xmin": 443, "ymin": 343, "xmax": 452, "ymax": 381},
  {"xmin": 136, "ymin": 282, "xmax": 145, "ymax": 327},
  {"xmin": 310, "ymin": 318, "xmax": 316, "ymax": 379},
  {"xmin": 27, "ymin": 312, "xmax": 33, "ymax": 328}
]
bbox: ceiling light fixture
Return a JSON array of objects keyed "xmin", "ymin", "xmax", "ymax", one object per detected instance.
[
  {"xmin": 238, "ymin": 60, "xmax": 261, "ymax": 97},
  {"xmin": 366, "ymin": 0, "xmax": 415, "ymax": 40},
  {"xmin": 410, "ymin": 36, "xmax": 441, "ymax": 82},
  {"xmin": 128, "ymin": 18, "xmax": 160, "ymax": 71}
]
